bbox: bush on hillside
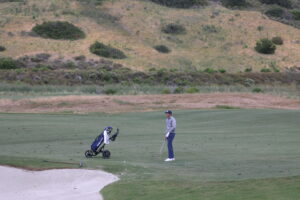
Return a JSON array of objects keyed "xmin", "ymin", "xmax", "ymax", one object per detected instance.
[
  {"xmin": 32, "ymin": 21, "xmax": 85, "ymax": 40},
  {"xmin": 255, "ymin": 38, "xmax": 276, "ymax": 54},
  {"xmin": 271, "ymin": 36, "xmax": 283, "ymax": 45},
  {"xmin": 186, "ymin": 87, "xmax": 199, "ymax": 93},
  {"xmin": 149, "ymin": 0, "xmax": 208, "ymax": 8},
  {"xmin": 221, "ymin": 0, "xmax": 247, "ymax": 8},
  {"xmin": 202, "ymin": 25, "xmax": 220, "ymax": 33},
  {"xmin": 162, "ymin": 23, "xmax": 186, "ymax": 35},
  {"xmin": 0, "ymin": 57, "xmax": 17, "ymax": 70},
  {"xmin": 292, "ymin": 10, "xmax": 300, "ymax": 20},
  {"xmin": 259, "ymin": 0, "xmax": 293, "ymax": 9},
  {"xmin": 265, "ymin": 7, "xmax": 285, "ymax": 18},
  {"xmin": 260, "ymin": 68, "xmax": 272, "ymax": 72},
  {"xmin": 153, "ymin": 45, "xmax": 171, "ymax": 53},
  {"xmin": 90, "ymin": 41, "xmax": 127, "ymax": 59},
  {"xmin": 0, "ymin": 46, "xmax": 6, "ymax": 52}
]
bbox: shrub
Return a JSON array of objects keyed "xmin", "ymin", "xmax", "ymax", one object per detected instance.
[
  {"xmin": 244, "ymin": 67, "xmax": 252, "ymax": 72},
  {"xmin": 259, "ymin": 0, "xmax": 292, "ymax": 9},
  {"xmin": 0, "ymin": 46, "xmax": 6, "ymax": 51},
  {"xmin": 0, "ymin": 57, "xmax": 17, "ymax": 70},
  {"xmin": 104, "ymin": 88, "xmax": 118, "ymax": 95},
  {"xmin": 272, "ymin": 36, "xmax": 283, "ymax": 45},
  {"xmin": 186, "ymin": 87, "xmax": 199, "ymax": 93},
  {"xmin": 174, "ymin": 86, "xmax": 184, "ymax": 94},
  {"xmin": 252, "ymin": 88, "xmax": 263, "ymax": 93},
  {"xmin": 218, "ymin": 68, "xmax": 226, "ymax": 73},
  {"xmin": 161, "ymin": 88, "xmax": 171, "ymax": 94},
  {"xmin": 202, "ymin": 25, "xmax": 220, "ymax": 33},
  {"xmin": 265, "ymin": 7, "xmax": 285, "ymax": 18},
  {"xmin": 292, "ymin": 10, "xmax": 300, "ymax": 21},
  {"xmin": 204, "ymin": 68, "xmax": 217, "ymax": 73},
  {"xmin": 32, "ymin": 21, "xmax": 85, "ymax": 40},
  {"xmin": 255, "ymin": 38, "xmax": 276, "ymax": 54},
  {"xmin": 149, "ymin": 0, "xmax": 208, "ymax": 8},
  {"xmin": 162, "ymin": 23, "xmax": 186, "ymax": 35},
  {"xmin": 221, "ymin": 0, "xmax": 247, "ymax": 7},
  {"xmin": 260, "ymin": 68, "xmax": 272, "ymax": 72},
  {"xmin": 90, "ymin": 41, "xmax": 127, "ymax": 59},
  {"xmin": 154, "ymin": 45, "xmax": 171, "ymax": 53}
]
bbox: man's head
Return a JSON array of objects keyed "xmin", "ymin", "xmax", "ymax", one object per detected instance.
[{"xmin": 165, "ymin": 110, "xmax": 173, "ymax": 118}]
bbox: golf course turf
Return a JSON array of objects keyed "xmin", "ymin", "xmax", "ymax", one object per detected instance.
[{"xmin": 1, "ymin": 109, "xmax": 300, "ymax": 200}]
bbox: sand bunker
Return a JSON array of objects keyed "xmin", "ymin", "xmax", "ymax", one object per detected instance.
[{"xmin": 0, "ymin": 166, "xmax": 118, "ymax": 200}]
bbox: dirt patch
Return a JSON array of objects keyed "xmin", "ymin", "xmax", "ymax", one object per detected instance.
[{"xmin": 1, "ymin": 93, "xmax": 300, "ymax": 114}]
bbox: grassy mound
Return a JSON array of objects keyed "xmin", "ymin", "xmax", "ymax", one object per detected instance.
[
  {"xmin": 32, "ymin": 21, "xmax": 85, "ymax": 40},
  {"xmin": 90, "ymin": 41, "xmax": 127, "ymax": 59}
]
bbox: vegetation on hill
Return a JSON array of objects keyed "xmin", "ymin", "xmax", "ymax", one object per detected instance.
[
  {"xmin": 90, "ymin": 42, "xmax": 127, "ymax": 59},
  {"xmin": 149, "ymin": 0, "xmax": 208, "ymax": 8},
  {"xmin": 255, "ymin": 38, "xmax": 276, "ymax": 54},
  {"xmin": 153, "ymin": 45, "xmax": 171, "ymax": 53},
  {"xmin": 32, "ymin": 21, "xmax": 86, "ymax": 40}
]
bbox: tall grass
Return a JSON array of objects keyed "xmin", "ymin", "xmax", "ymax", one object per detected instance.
[{"xmin": 1, "ymin": 83, "xmax": 300, "ymax": 99}]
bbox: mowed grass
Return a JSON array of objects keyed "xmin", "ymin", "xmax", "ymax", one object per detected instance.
[{"xmin": 0, "ymin": 109, "xmax": 300, "ymax": 199}]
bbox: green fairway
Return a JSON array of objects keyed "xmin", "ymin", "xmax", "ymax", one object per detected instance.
[{"xmin": 0, "ymin": 109, "xmax": 300, "ymax": 199}]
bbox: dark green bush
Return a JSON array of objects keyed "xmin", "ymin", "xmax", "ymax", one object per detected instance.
[
  {"xmin": 292, "ymin": 10, "xmax": 300, "ymax": 20},
  {"xmin": 162, "ymin": 23, "xmax": 186, "ymax": 34},
  {"xmin": 221, "ymin": 0, "xmax": 247, "ymax": 7},
  {"xmin": 90, "ymin": 41, "xmax": 127, "ymax": 59},
  {"xmin": 174, "ymin": 86, "xmax": 184, "ymax": 94},
  {"xmin": 259, "ymin": 0, "xmax": 292, "ymax": 9},
  {"xmin": 202, "ymin": 25, "xmax": 220, "ymax": 33},
  {"xmin": 260, "ymin": 68, "xmax": 272, "ymax": 72},
  {"xmin": 0, "ymin": 46, "xmax": 6, "ymax": 52},
  {"xmin": 204, "ymin": 68, "xmax": 217, "ymax": 73},
  {"xmin": 272, "ymin": 36, "xmax": 283, "ymax": 45},
  {"xmin": 265, "ymin": 7, "xmax": 285, "ymax": 18},
  {"xmin": 244, "ymin": 67, "xmax": 252, "ymax": 72},
  {"xmin": 149, "ymin": 0, "xmax": 208, "ymax": 8},
  {"xmin": 0, "ymin": 57, "xmax": 17, "ymax": 70},
  {"xmin": 255, "ymin": 38, "xmax": 276, "ymax": 54},
  {"xmin": 252, "ymin": 88, "xmax": 264, "ymax": 93},
  {"xmin": 162, "ymin": 88, "xmax": 171, "ymax": 94},
  {"xmin": 218, "ymin": 68, "xmax": 226, "ymax": 73},
  {"xmin": 154, "ymin": 45, "xmax": 171, "ymax": 53},
  {"xmin": 104, "ymin": 88, "xmax": 118, "ymax": 95},
  {"xmin": 186, "ymin": 87, "xmax": 199, "ymax": 93},
  {"xmin": 32, "ymin": 21, "xmax": 85, "ymax": 40}
]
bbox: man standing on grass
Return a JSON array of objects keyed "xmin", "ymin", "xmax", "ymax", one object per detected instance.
[{"xmin": 164, "ymin": 110, "xmax": 176, "ymax": 162}]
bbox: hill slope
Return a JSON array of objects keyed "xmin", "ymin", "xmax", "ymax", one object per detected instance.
[{"xmin": 0, "ymin": 0, "xmax": 300, "ymax": 72}]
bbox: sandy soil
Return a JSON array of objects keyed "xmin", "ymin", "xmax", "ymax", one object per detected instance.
[
  {"xmin": 0, "ymin": 166, "xmax": 119, "ymax": 200},
  {"xmin": 1, "ymin": 93, "xmax": 300, "ymax": 114}
]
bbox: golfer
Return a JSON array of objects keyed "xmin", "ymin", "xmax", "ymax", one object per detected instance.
[{"xmin": 164, "ymin": 110, "xmax": 176, "ymax": 162}]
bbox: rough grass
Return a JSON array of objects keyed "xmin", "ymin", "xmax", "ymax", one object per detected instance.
[
  {"xmin": 0, "ymin": 110, "xmax": 300, "ymax": 199},
  {"xmin": 1, "ymin": 0, "xmax": 300, "ymax": 71}
]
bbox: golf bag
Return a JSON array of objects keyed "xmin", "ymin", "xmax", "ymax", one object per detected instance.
[{"xmin": 85, "ymin": 127, "xmax": 119, "ymax": 159}]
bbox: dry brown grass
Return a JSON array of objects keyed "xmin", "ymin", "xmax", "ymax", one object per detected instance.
[
  {"xmin": 1, "ymin": 93, "xmax": 300, "ymax": 114},
  {"xmin": 1, "ymin": 0, "xmax": 300, "ymax": 71}
]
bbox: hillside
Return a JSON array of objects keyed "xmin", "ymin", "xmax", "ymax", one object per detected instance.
[{"xmin": 0, "ymin": 0, "xmax": 300, "ymax": 72}]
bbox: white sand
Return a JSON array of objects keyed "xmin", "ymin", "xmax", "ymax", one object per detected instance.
[{"xmin": 0, "ymin": 166, "xmax": 119, "ymax": 200}]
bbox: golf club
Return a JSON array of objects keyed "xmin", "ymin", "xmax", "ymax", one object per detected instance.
[{"xmin": 159, "ymin": 140, "xmax": 166, "ymax": 154}]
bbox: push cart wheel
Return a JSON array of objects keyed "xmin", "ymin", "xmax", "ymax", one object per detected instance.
[
  {"xmin": 85, "ymin": 150, "xmax": 94, "ymax": 158},
  {"xmin": 102, "ymin": 150, "xmax": 111, "ymax": 159}
]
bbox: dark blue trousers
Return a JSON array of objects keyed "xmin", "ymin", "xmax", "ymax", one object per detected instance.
[{"xmin": 167, "ymin": 133, "xmax": 175, "ymax": 159}]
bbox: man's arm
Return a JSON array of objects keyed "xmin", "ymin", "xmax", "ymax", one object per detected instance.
[{"xmin": 165, "ymin": 118, "xmax": 176, "ymax": 138}]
